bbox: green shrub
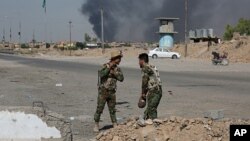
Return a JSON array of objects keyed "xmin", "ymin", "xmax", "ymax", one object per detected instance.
[
  {"xmin": 76, "ymin": 42, "xmax": 86, "ymax": 49},
  {"xmin": 104, "ymin": 44, "xmax": 111, "ymax": 48},
  {"xmin": 223, "ymin": 18, "xmax": 250, "ymax": 40},
  {"xmin": 21, "ymin": 44, "xmax": 29, "ymax": 49},
  {"xmin": 46, "ymin": 43, "xmax": 50, "ymax": 48}
]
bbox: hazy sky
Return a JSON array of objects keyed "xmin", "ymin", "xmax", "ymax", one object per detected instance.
[{"xmin": 0, "ymin": 0, "xmax": 93, "ymax": 43}]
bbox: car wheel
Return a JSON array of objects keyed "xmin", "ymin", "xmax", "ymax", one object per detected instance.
[
  {"xmin": 152, "ymin": 54, "xmax": 158, "ymax": 59},
  {"xmin": 221, "ymin": 59, "xmax": 229, "ymax": 66},
  {"xmin": 172, "ymin": 55, "xmax": 178, "ymax": 59},
  {"xmin": 212, "ymin": 60, "xmax": 218, "ymax": 65}
]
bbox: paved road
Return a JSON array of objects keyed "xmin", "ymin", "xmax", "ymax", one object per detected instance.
[
  {"xmin": 1, "ymin": 53, "xmax": 249, "ymax": 96},
  {"xmin": 1, "ymin": 53, "xmax": 250, "ymax": 139}
]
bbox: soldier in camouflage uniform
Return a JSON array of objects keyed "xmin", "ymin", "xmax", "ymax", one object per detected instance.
[
  {"xmin": 138, "ymin": 53, "xmax": 162, "ymax": 120},
  {"xmin": 93, "ymin": 50, "xmax": 124, "ymax": 132}
]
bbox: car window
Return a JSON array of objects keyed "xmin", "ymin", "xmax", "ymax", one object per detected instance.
[
  {"xmin": 163, "ymin": 49, "xmax": 169, "ymax": 52},
  {"xmin": 155, "ymin": 48, "xmax": 160, "ymax": 52}
]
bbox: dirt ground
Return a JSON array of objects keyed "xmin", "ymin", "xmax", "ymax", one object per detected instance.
[
  {"xmin": 96, "ymin": 116, "xmax": 250, "ymax": 141},
  {"xmin": 0, "ymin": 54, "xmax": 250, "ymax": 141}
]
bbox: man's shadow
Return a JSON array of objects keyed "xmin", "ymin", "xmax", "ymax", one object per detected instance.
[{"xmin": 100, "ymin": 125, "xmax": 114, "ymax": 131}]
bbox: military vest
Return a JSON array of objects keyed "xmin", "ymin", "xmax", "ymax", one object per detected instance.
[
  {"xmin": 101, "ymin": 64, "xmax": 119, "ymax": 90},
  {"xmin": 146, "ymin": 64, "xmax": 162, "ymax": 90}
]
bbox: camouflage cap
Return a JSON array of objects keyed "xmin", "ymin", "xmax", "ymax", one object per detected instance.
[{"xmin": 111, "ymin": 50, "xmax": 122, "ymax": 59}]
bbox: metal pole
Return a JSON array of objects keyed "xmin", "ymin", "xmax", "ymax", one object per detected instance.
[
  {"xmin": 32, "ymin": 29, "xmax": 35, "ymax": 48},
  {"xmin": 3, "ymin": 28, "xmax": 5, "ymax": 43},
  {"xmin": 19, "ymin": 21, "xmax": 21, "ymax": 45},
  {"xmin": 3, "ymin": 16, "xmax": 6, "ymax": 44},
  {"xmin": 10, "ymin": 26, "xmax": 12, "ymax": 43},
  {"xmin": 101, "ymin": 0, "xmax": 105, "ymax": 54},
  {"xmin": 44, "ymin": 11, "xmax": 47, "ymax": 44},
  {"xmin": 69, "ymin": 21, "xmax": 72, "ymax": 56},
  {"xmin": 184, "ymin": 0, "xmax": 188, "ymax": 57},
  {"xmin": 9, "ymin": 19, "xmax": 12, "ymax": 49},
  {"xmin": 9, "ymin": 26, "xmax": 12, "ymax": 49}
]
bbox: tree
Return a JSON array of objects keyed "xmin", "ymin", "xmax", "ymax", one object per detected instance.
[
  {"xmin": 46, "ymin": 43, "xmax": 50, "ymax": 48},
  {"xmin": 21, "ymin": 44, "xmax": 29, "ymax": 49},
  {"xmin": 235, "ymin": 18, "xmax": 250, "ymax": 35},
  {"xmin": 223, "ymin": 25, "xmax": 234, "ymax": 40},
  {"xmin": 84, "ymin": 33, "xmax": 98, "ymax": 43},
  {"xmin": 84, "ymin": 33, "xmax": 91, "ymax": 42},
  {"xmin": 75, "ymin": 42, "xmax": 85, "ymax": 49},
  {"xmin": 223, "ymin": 18, "xmax": 250, "ymax": 40},
  {"xmin": 92, "ymin": 38, "xmax": 97, "ymax": 43}
]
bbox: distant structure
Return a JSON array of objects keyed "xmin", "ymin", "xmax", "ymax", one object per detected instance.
[
  {"xmin": 189, "ymin": 28, "xmax": 220, "ymax": 43},
  {"xmin": 86, "ymin": 43, "xmax": 100, "ymax": 48},
  {"xmin": 156, "ymin": 17, "xmax": 179, "ymax": 49}
]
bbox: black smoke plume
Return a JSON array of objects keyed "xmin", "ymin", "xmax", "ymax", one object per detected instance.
[{"xmin": 81, "ymin": 0, "xmax": 250, "ymax": 42}]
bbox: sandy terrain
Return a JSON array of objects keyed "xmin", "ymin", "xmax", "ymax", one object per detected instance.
[
  {"xmin": 9, "ymin": 34, "xmax": 250, "ymax": 65},
  {"xmin": 173, "ymin": 35, "xmax": 250, "ymax": 63}
]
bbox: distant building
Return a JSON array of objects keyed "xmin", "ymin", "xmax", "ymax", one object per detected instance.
[
  {"xmin": 189, "ymin": 28, "xmax": 220, "ymax": 43},
  {"xmin": 86, "ymin": 43, "xmax": 99, "ymax": 48},
  {"xmin": 56, "ymin": 41, "xmax": 76, "ymax": 49},
  {"xmin": 156, "ymin": 17, "xmax": 179, "ymax": 49}
]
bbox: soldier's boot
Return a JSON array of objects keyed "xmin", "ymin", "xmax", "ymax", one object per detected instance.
[
  {"xmin": 93, "ymin": 122, "xmax": 99, "ymax": 132},
  {"xmin": 113, "ymin": 122, "xmax": 118, "ymax": 128}
]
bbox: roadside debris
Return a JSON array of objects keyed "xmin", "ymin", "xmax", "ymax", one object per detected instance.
[{"xmin": 94, "ymin": 116, "xmax": 250, "ymax": 141}]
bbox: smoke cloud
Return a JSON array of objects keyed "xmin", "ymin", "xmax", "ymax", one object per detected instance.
[{"xmin": 81, "ymin": 0, "xmax": 250, "ymax": 42}]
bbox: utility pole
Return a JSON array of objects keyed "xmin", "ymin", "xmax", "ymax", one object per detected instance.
[
  {"xmin": 9, "ymin": 26, "xmax": 12, "ymax": 49},
  {"xmin": 2, "ymin": 28, "xmax": 5, "ymax": 43},
  {"xmin": 32, "ymin": 29, "xmax": 35, "ymax": 48},
  {"xmin": 2, "ymin": 16, "xmax": 6, "ymax": 44},
  {"xmin": 18, "ymin": 21, "xmax": 22, "ymax": 45},
  {"xmin": 10, "ymin": 26, "xmax": 12, "ymax": 43},
  {"xmin": 9, "ymin": 18, "xmax": 12, "ymax": 44},
  {"xmin": 184, "ymin": 0, "xmax": 188, "ymax": 57},
  {"xmin": 69, "ymin": 21, "xmax": 72, "ymax": 56},
  {"xmin": 101, "ymin": 0, "xmax": 105, "ymax": 54}
]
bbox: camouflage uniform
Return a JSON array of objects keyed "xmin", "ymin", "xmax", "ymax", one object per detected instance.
[
  {"xmin": 141, "ymin": 64, "xmax": 162, "ymax": 120},
  {"xmin": 94, "ymin": 63, "xmax": 124, "ymax": 123}
]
